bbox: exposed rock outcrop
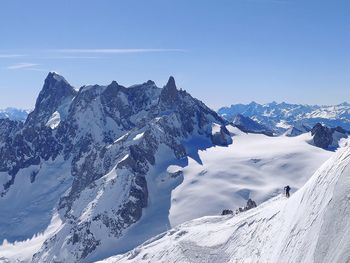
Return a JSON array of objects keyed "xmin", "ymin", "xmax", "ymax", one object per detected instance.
[
  {"xmin": 311, "ymin": 123, "xmax": 349, "ymax": 150},
  {"xmin": 232, "ymin": 114, "xmax": 273, "ymax": 136}
]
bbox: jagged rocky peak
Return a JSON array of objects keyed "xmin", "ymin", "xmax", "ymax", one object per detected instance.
[
  {"xmin": 25, "ymin": 72, "xmax": 77, "ymax": 126},
  {"xmin": 166, "ymin": 76, "xmax": 176, "ymax": 89},
  {"xmin": 1, "ymin": 73, "xmax": 235, "ymax": 262},
  {"xmin": 146, "ymin": 80, "xmax": 155, "ymax": 85},
  {"xmin": 101, "ymin": 81, "xmax": 125, "ymax": 99},
  {"xmin": 47, "ymin": 71, "xmax": 68, "ymax": 83},
  {"xmin": 311, "ymin": 123, "xmax": 349, "ymax": 150},
  {"xmin": 311, "ymin": 123, "xmax": 333, "ymax": 149},
  {"xmin": 41, "ymin": 72, "xmax": 76, "ymax": 100},
  {"xmin": 160, "ymin": 76, "xmax": 180, "ymax": 105},
  {"xmin": 108, "ymin": 80, "xmax": 118, "ymax": 87}
]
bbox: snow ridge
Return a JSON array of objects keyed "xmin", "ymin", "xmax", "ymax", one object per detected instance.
[{"xmin": 100, "ymin": 140, "xmax": 350, "ymax": 263}]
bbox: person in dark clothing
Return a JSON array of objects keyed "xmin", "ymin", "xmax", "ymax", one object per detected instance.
[{"xmin": 284, "ymin": 185, "xmax": 291, "ymax": 198}]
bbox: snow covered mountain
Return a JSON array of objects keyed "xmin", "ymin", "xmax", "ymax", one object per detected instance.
[
  {"xmin": 0, "ymin": 107, "xmax": 29, "ymax": 122},
  {"xmin": 0, "ymin": 72, "xmax": 233, "ymax": 262},
  {"xmin": 99, "ymin": 138, "xmax": 350, "ymax": 263},
  {"xmin": 0, "ymin": 73, "xmax": 335, "ymax": 262},
  {"xmin": 218, "ymin": 101, "xmax": 350, "ymax": 134}
]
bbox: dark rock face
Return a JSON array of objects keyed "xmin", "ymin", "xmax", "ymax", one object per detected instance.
[
  {"xmin": 0, "ymin": 119, "xmax": 22, "ymax": 142},
  {"xmin": 222, "ymin": 199, "xmax": 257, "ymax": 216},
  {"xmin": 159, "ymin": 76, "xmax": 179, "ymax": 106},
  {"xmin": 0, "ymin": 73, "xmax": 232, "ymax": 262},
  {"xmin": 311, "ymin": 123, "xmax": 334, "ymax": 149},
  {"xmin": 245, "ymin": 199, "xmax": 257, "ymax": 210},
  {"xmin": 311, "ymin": 123, "xmax": 349, "ymax": 150},
  {"xmin": 221, "ymin": 209, "xmax": 233, "ymax": 215},
  {"xmin": 212, "ymin": 125, "xmax": 232, "ymax": 146},
  {"xmin": 236, "ymin": 198, "xmax": 257, "ymax": 213},
  {"xmin": 25, "ymin": 72, "xmax": 77, "ymax": 127},
  {"xmin": 232, "ymin": 114, "xmax": 273, "ymax": 136}
]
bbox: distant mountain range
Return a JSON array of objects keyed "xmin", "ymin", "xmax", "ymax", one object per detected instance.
[
  {"xmin": 0, "ymin": 108, "xmax": 30, "ymax": 122},
  {"xmin": 218, "ymin": 101, "xmax": 350, "ymax": 134}
]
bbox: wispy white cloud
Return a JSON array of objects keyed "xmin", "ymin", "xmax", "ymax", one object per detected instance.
[
  {"xmin": 0, "ymin": 49, "xmax": 185, "ymax": 61},
  {"xmin": 0, "ymin": 54, "xmax": 25, "ymax": 58},
  {"xmin": 54, "ymin": 48, "xmax": 186, "ymax": 54},
  {"xmin": 7, "ymin": 63, "xmax": 40, "ymax": 70},
  {"xmin": 40, "ymin": 56, "xmax": 100, "ymax": 59}
]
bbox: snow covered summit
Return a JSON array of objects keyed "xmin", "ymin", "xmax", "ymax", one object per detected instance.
[
  {"xmin": 0, "ymin": 73, "xmax": 232, "ymax": 262},
  {"xmin": 100, "ymin": 139, "xmax": 350, "ymax": 263}
]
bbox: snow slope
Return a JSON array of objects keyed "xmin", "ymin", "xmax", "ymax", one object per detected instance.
[
  {"xmin": 0, "ymin": 127, "xmax": 332, "ymax": 262},
  {"xmin": 83, "ymin": 128, "xmax": 332, "ymax": 261},
  {"xmin": 97, "ymin": 128, "xmax": 331, "ymax": 260},
  {"xmin": 0, "ymin": 157, "xmax": 72, "ymax": 243},
  {"xmin": 100, "ymin": 139, "xmax": 350, "ymax": 263},
  {"xmin": 168, "ymin": 127, "xmax": 332, "ymax": 226},
  {"xmin": 0, "ymin": 211, "xmax": 63, "ymax": 262}
]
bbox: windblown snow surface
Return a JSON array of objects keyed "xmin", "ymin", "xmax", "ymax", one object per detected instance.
[
  {"xmin": 0, "ymin": 128, "xmax": 333, "ymax": 262},
  {"xmin": 100, "ymin": 139, "xmax": 350, "ymax": 263}
]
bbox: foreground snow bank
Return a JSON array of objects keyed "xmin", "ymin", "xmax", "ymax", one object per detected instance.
[{"xmin": 100, "ymin": 140, "xmax": 350, "ymax": 263}]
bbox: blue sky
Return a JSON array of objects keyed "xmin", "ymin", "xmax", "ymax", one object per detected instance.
[{"xmin": 0, "ymin": 0, "xmax": 349, "ymax": 109}]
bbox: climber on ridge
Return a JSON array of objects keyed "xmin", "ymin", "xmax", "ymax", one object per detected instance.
[{"xmin": 284, "ymin": 185, "xmax": 291, "ymax": 198}]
